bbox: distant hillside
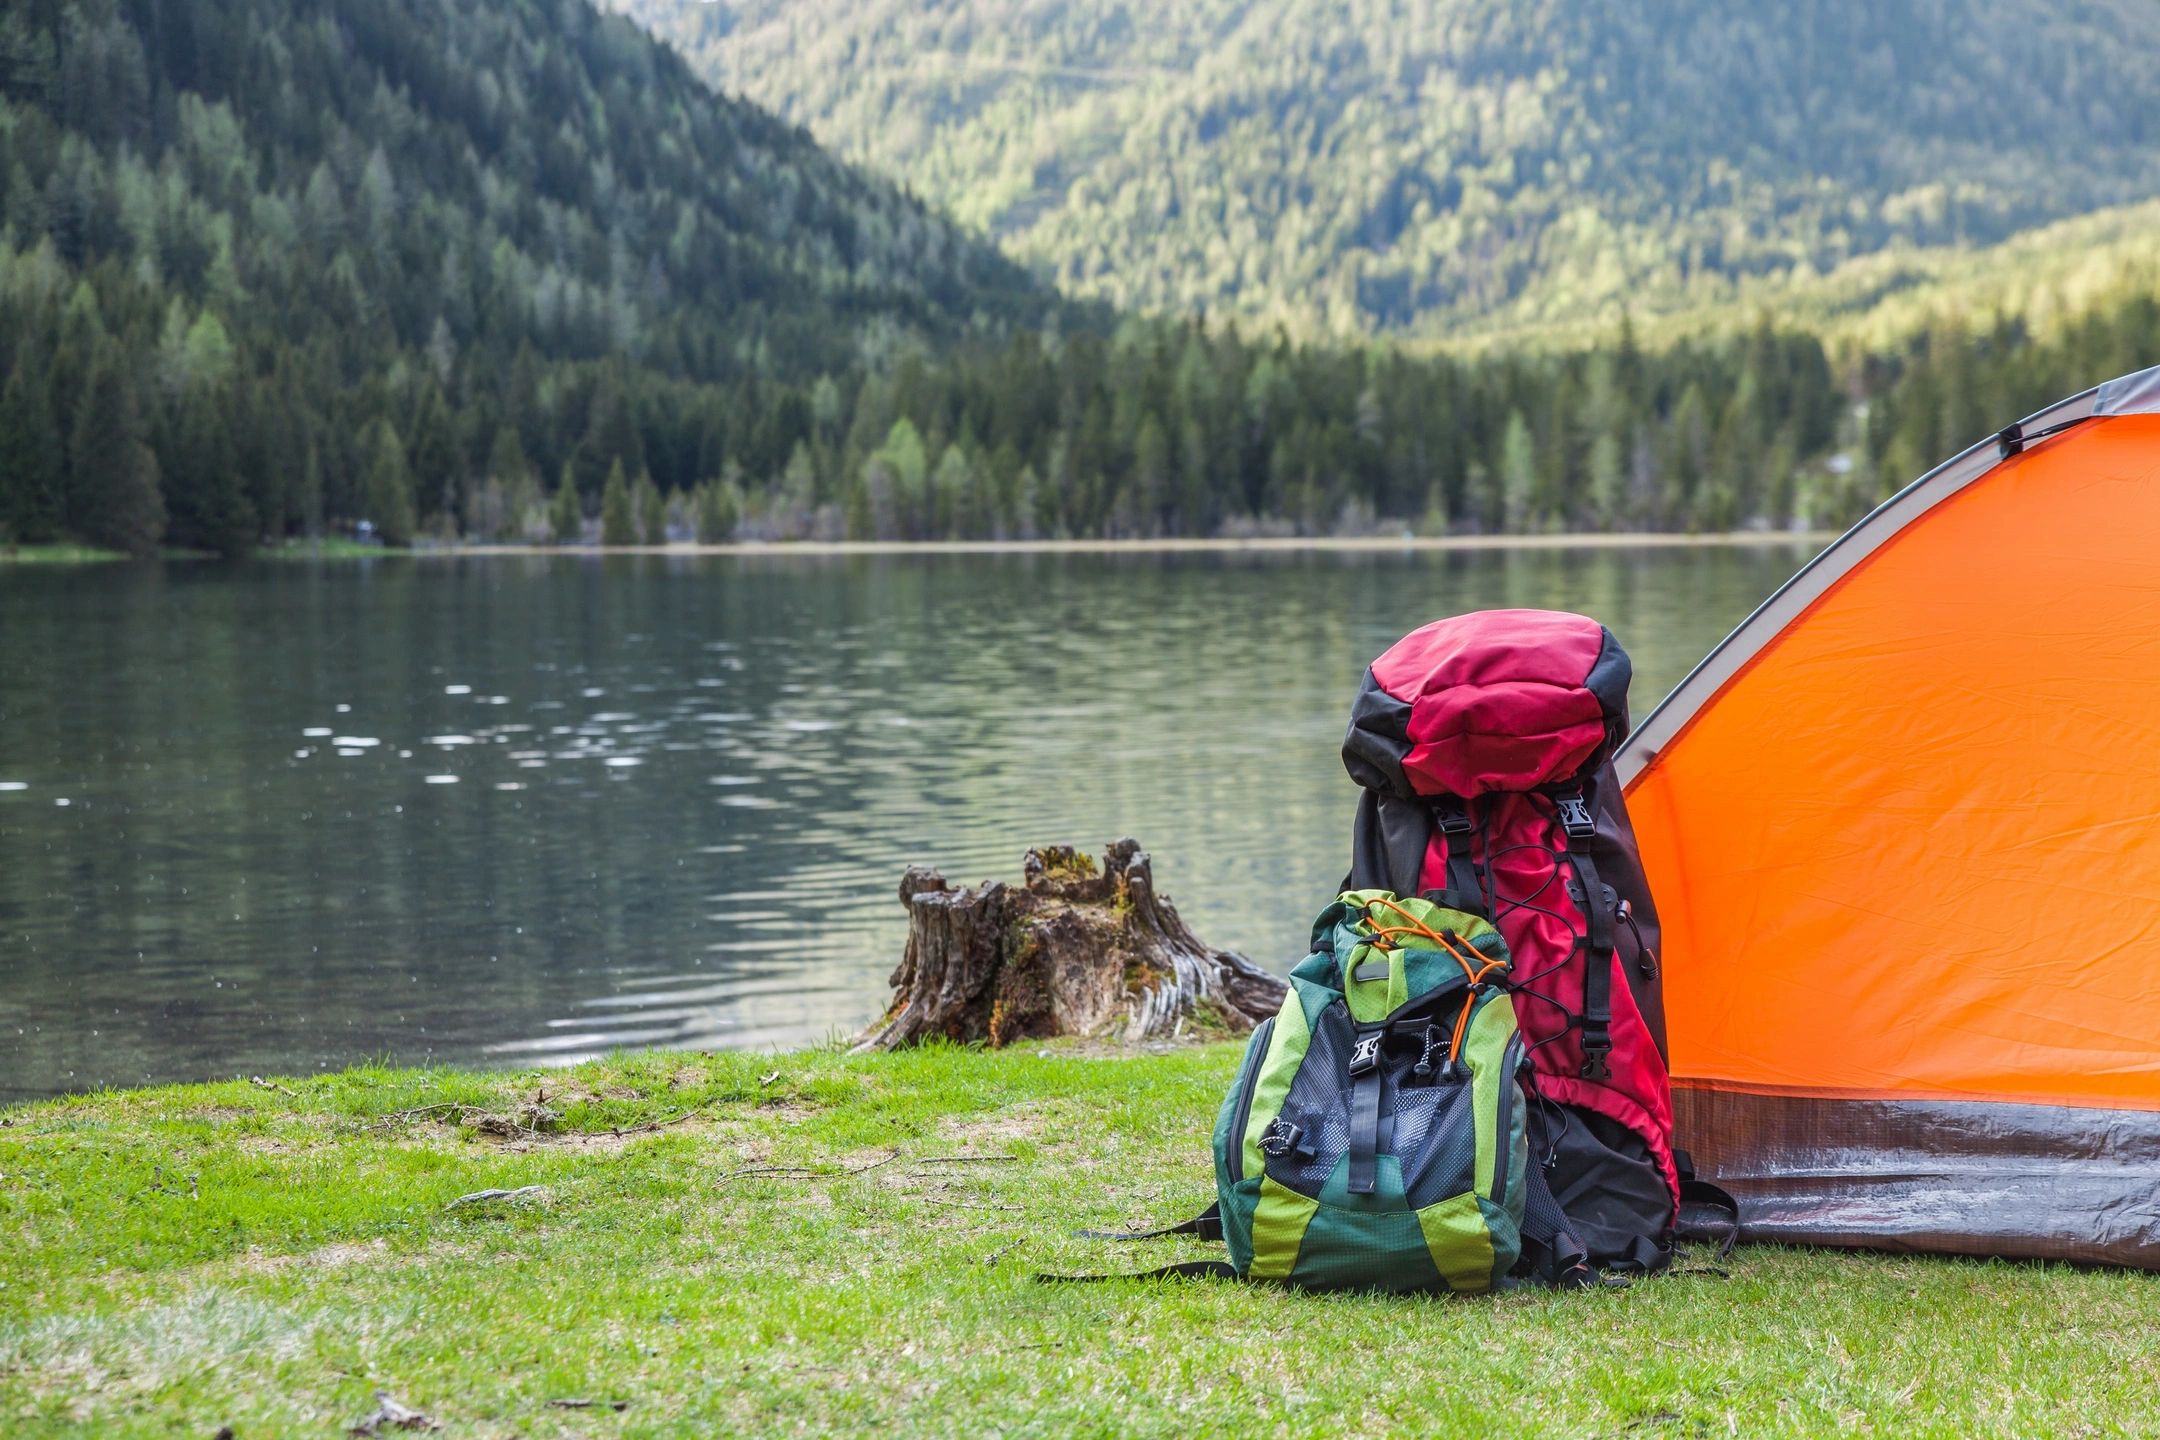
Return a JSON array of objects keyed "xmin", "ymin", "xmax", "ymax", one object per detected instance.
[
  {"xmin": 611, "ymin": 0, "xmax": 2160, "ymax": 338},
  {"xmin": 0, "ymin": 0, "xmax": 1051, "ymax": 553}
]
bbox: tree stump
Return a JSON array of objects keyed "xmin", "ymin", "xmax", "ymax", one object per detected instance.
[{"xmin": 854, "ymin": 839, "xmax": 1290, "ymax": 1051}]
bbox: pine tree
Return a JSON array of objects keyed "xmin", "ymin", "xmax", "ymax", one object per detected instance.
[
  {"xmin": 600, "ymin": 459, "xmax": 635, "ymax": 545},
  {"xmin": 470, "ymin": 424, "xmax": 531, "ymax": 542},
  {"xmin": 1587, "ymin": 430, "xmax": 1624, "ymax": 530},
  {"xmin": 696, "ymin": 479, "xmax": 739, "ymax": 543},
  {"xmin": 295, "ymin": 441, "xmax": 324, "ymax": 537},
  {"xmin": 550, "ymin": 462, "xmax": 582, "ymax": 544},
  {"xmin": 930, "ymin": 444, "xmax": 972, "ymax": 539},
  {"xmin": 0, "ymin": 364, "xmax": 65, "ymax": 543},
  {"xmin": 406, "ymin": 382, "xmax": 461, "ymax": 527},
  {"xmin": 635, "ymin": 469, "xmax": 666, "ymax": 544},
  {"xmin": 69, "ymin": 358, "xmax": 165, "ymax": 558},
  {"xmin": 1500, "ymin": 410, "xmax": 1535, "ymax": 531},
  {"xmin": 1664, "ymin": 384, "xmax": 1711, "ymax": 529},
  {"xmin": 1417, "ymin": 482, "xmax": 1450, "ymax": 537},
  {"xmin": 579, "ymin": 364, "xmax": 645, "ymax": 492},
  {"xmin": 1132, "ymin": 413, "xmax": 1169, "ymax": 537},
  {"xmin": 870, "ymin": 418, "xmax": 927, "ymax": 539},
  {"xmin": 357, "ymin": 417, "xmax": 416, "ymax": 547},
  {"xmin": 485, "ymin": 425, "xmax": 530, "ymax": 489},
  {"xmin": 163, "ymin": 384, "xmax": 257, "ymax": 558}
]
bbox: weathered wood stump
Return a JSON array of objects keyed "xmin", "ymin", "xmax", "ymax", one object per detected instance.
[{"xmin": 854, "ymin": 838, "xmax": 1290, "ymax": 1051}]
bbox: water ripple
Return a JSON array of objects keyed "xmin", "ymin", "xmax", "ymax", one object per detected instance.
[{"xmin": 0, "ymin": 545, "xmax": 1815, "ymax": 1094}]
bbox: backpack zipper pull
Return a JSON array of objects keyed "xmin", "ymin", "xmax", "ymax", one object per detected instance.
[
  {"xmin": 1412, "ymin": 1023, "xmax": 1443, "ymax": 1078},
  {"xmin": 1618, "ymin": 899, "xmax": 1658, "ymax": 979}
]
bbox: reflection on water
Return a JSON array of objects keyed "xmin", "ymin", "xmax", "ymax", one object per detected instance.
[{"xmin": 0, "ymin": 544, "xmax": 1813, "ymax": 1098}]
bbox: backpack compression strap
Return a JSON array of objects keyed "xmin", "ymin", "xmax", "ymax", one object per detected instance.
[
  {"xmin": 1044, "ymin": 1203, "xmax": 1237, "ymax": 1283},
  {"xmin": 1074, "ymin": 1202, "xmax": 1223, "ymax": 1243},
  {"xmin": 1443, "ymin": 787, "xmax": 1616, "ymax": 1081},
  {"xmin": 1520, "ymin": 1147, "xmax": 1596, "ymax": 1288},
  {"xmin": 1347, "ymin": 1032, "xmax": 1385, "ymax": 1195},
  {"xmin": 1556, "ymin": 786, "xmax": 1614, "ymax": 1081},
  {"xmin": 1432, "ymin": 798, "xmax": 1485, "ymax": 911},
  {"xmin": 1036, "ymin": 1260, "xmax": 1241, "ymax": 1284}
]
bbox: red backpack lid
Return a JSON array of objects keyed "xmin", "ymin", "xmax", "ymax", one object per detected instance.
[{"xmin": 1345, "ymin": 609, "xmax": 1631, "ymax": 799}]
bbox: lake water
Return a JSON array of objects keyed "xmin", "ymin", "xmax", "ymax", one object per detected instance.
[{"xmin": 0, "ymin": 543, "xmax": 1815, "ymax": 1099}]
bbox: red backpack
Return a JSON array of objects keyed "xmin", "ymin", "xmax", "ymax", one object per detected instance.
[{"xmin": 1343, "ymin": 609, "xmax": 1678, "ymax": 1275}]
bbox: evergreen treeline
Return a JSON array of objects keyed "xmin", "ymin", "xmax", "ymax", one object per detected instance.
[{"xmin": 613, "ymin": 0, "xmax": 2160, "ymax": 338}]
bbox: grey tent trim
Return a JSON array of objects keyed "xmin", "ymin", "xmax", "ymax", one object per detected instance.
[{"xmin": 1615, "ymin": 363, "xmax": 2160, "ymax": 787}]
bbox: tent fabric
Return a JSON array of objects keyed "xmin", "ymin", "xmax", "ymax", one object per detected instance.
[{"xmin": 1619, "ymin": 364, "xmax": 2160, "ymax": 1269}]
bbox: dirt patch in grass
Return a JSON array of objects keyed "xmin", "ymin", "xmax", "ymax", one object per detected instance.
[
  {"xmin": 218, "ymin": 1236, "xmax": 473, "ymax": 1280},
  {"xmin": 233, "ymin": 1237, "xmax": 391, "ymax": 1275},
  {"xmin": 932, "ymin": 1100, "xmax": 1055, "ymax": 1150}
]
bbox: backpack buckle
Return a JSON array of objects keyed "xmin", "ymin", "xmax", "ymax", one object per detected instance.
[
  {"xmin": 1555, "ymin": 790, "xmax": 1596, "ymax": 838},
  {"xmin": 1348, "ymin": 1033, "xmax": 1383, "ymax": 1076},
  {"xmin": 1435, "ymin": 801, "xmax": 1473, "ymax": 836},
  {"xmin": 1579, "ymin": 1037, "xmax": 1612, "ymax": 1081}
]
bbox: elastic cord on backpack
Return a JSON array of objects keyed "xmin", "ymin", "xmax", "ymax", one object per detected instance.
[
  {"xmin": 1359, "ymin": 896, "xmax": 1512, "ymax": 1065},
  {"xmin": 1360, "ymin": 895, "xmax": 1504, "ymax": 985}
]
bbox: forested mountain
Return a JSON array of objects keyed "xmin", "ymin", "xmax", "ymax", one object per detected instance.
[
  {"xmin": 6, "ymin": 0, "xmax": 2160, "ymax": 557},
  {"xmin": 611, "ymin": 0, "xmax": 2160, "ymax": 338},
  {"xmin": 0, "ymin": 0, "xmax": 1051, "ymax": 554}
]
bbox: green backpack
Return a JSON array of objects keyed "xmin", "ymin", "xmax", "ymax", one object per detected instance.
[{"xmin": 1074, "ymin": 891, "xmax": 1590, "ymax": 1292}]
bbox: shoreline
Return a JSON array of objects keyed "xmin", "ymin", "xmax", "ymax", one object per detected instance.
[
  {"xmin": 1, "ymin": 531, "xmax": 1834, "ymax": 565},
  {"xmin": 398, "ymin": 530, "xmax": 1835, "ymax": 559}
]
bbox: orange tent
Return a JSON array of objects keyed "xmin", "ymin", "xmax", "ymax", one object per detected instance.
[{"xmin": 1621, "ymin": 366, "xmax": 2160, "ymax": 1268}]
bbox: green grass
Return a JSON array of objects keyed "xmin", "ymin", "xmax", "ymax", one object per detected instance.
[
  {"xmin": 0, "ymin": 543, "xmax": 131, "ymax": 565},
  {"xmin": 254, "ymin": 536, "xmax": 402, "ymax": 560},
  {"xmin": 0, "ymin": 537, "xmax": 397, "ymax": 564},
  {"xmin": 3, "ymin": 1045, "xmax": 2153, "ymax": 1437}
]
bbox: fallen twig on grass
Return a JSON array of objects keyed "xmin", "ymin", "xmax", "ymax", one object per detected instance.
[
  {"xmin": 716, "ymin": 1150, "xmax": 893, "ymax": 1182},
  {"xmin": 914, "ymin": 1155, "xmax": 1018, "ymax": 1166},
  {"xmin": 348, "ymin": 1390, "xmax": 438, "ymax": 1434},
  {"xmin": 445, "ymin": 1184, "xmax": 547, "ymax": 1209},
  {"xmin": 716, "ymin": 1163, "xmax": 825, "ymax": 1183},
  {"xmin": 369, "ymin": 1102, "xmax": 487, "ymax": 1128},
  {"xmin": 248, "ymin": 1075, "xmax": 299, "ymax": 1097},
  {"xmin": 590, "ymin": 1106, "xmax": 708, "ymax": 1140},
  {"xmin": 547, "ymin": 1398, "xmax": 630, "ymax": 1412},
  {"xmin": 373, "ymin": 1098, "xmax": 705, "ymax": 1144},
  {"xmin": 984, "ymin": 1237, "xmax": 1027, "ymax": 1266},
  {"xmin": 369, "ymin": 1100, "xmax": 560, "ymax": 1141}
]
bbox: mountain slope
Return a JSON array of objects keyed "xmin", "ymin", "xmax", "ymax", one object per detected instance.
[
  {"xmin": 2, "ymin": 0, "xmax": 1047, "ymax": 374},
  {"xmin": 0, "ymin": 0, "xmax": 1055, "ymax": 551},
  {"xmin": 611, "ymin": 0, "xmax": 2160, "ymax": 337}
]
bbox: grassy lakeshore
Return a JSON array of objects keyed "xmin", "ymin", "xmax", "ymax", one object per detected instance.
[
  {"xmin": 2, "ymin": 1046, "xmax": 2151, "ymax": 1437},
  {"xmin": 0, "ymin": 544, "xmax": 133, "ymax": 565},
  {"xmin": 445, "ymin": 531, "xmax": 1834, "ymax": 559},
  {"xmin": 1, "ymin": 532, "xmax": 1835, "ymax": 566}
]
